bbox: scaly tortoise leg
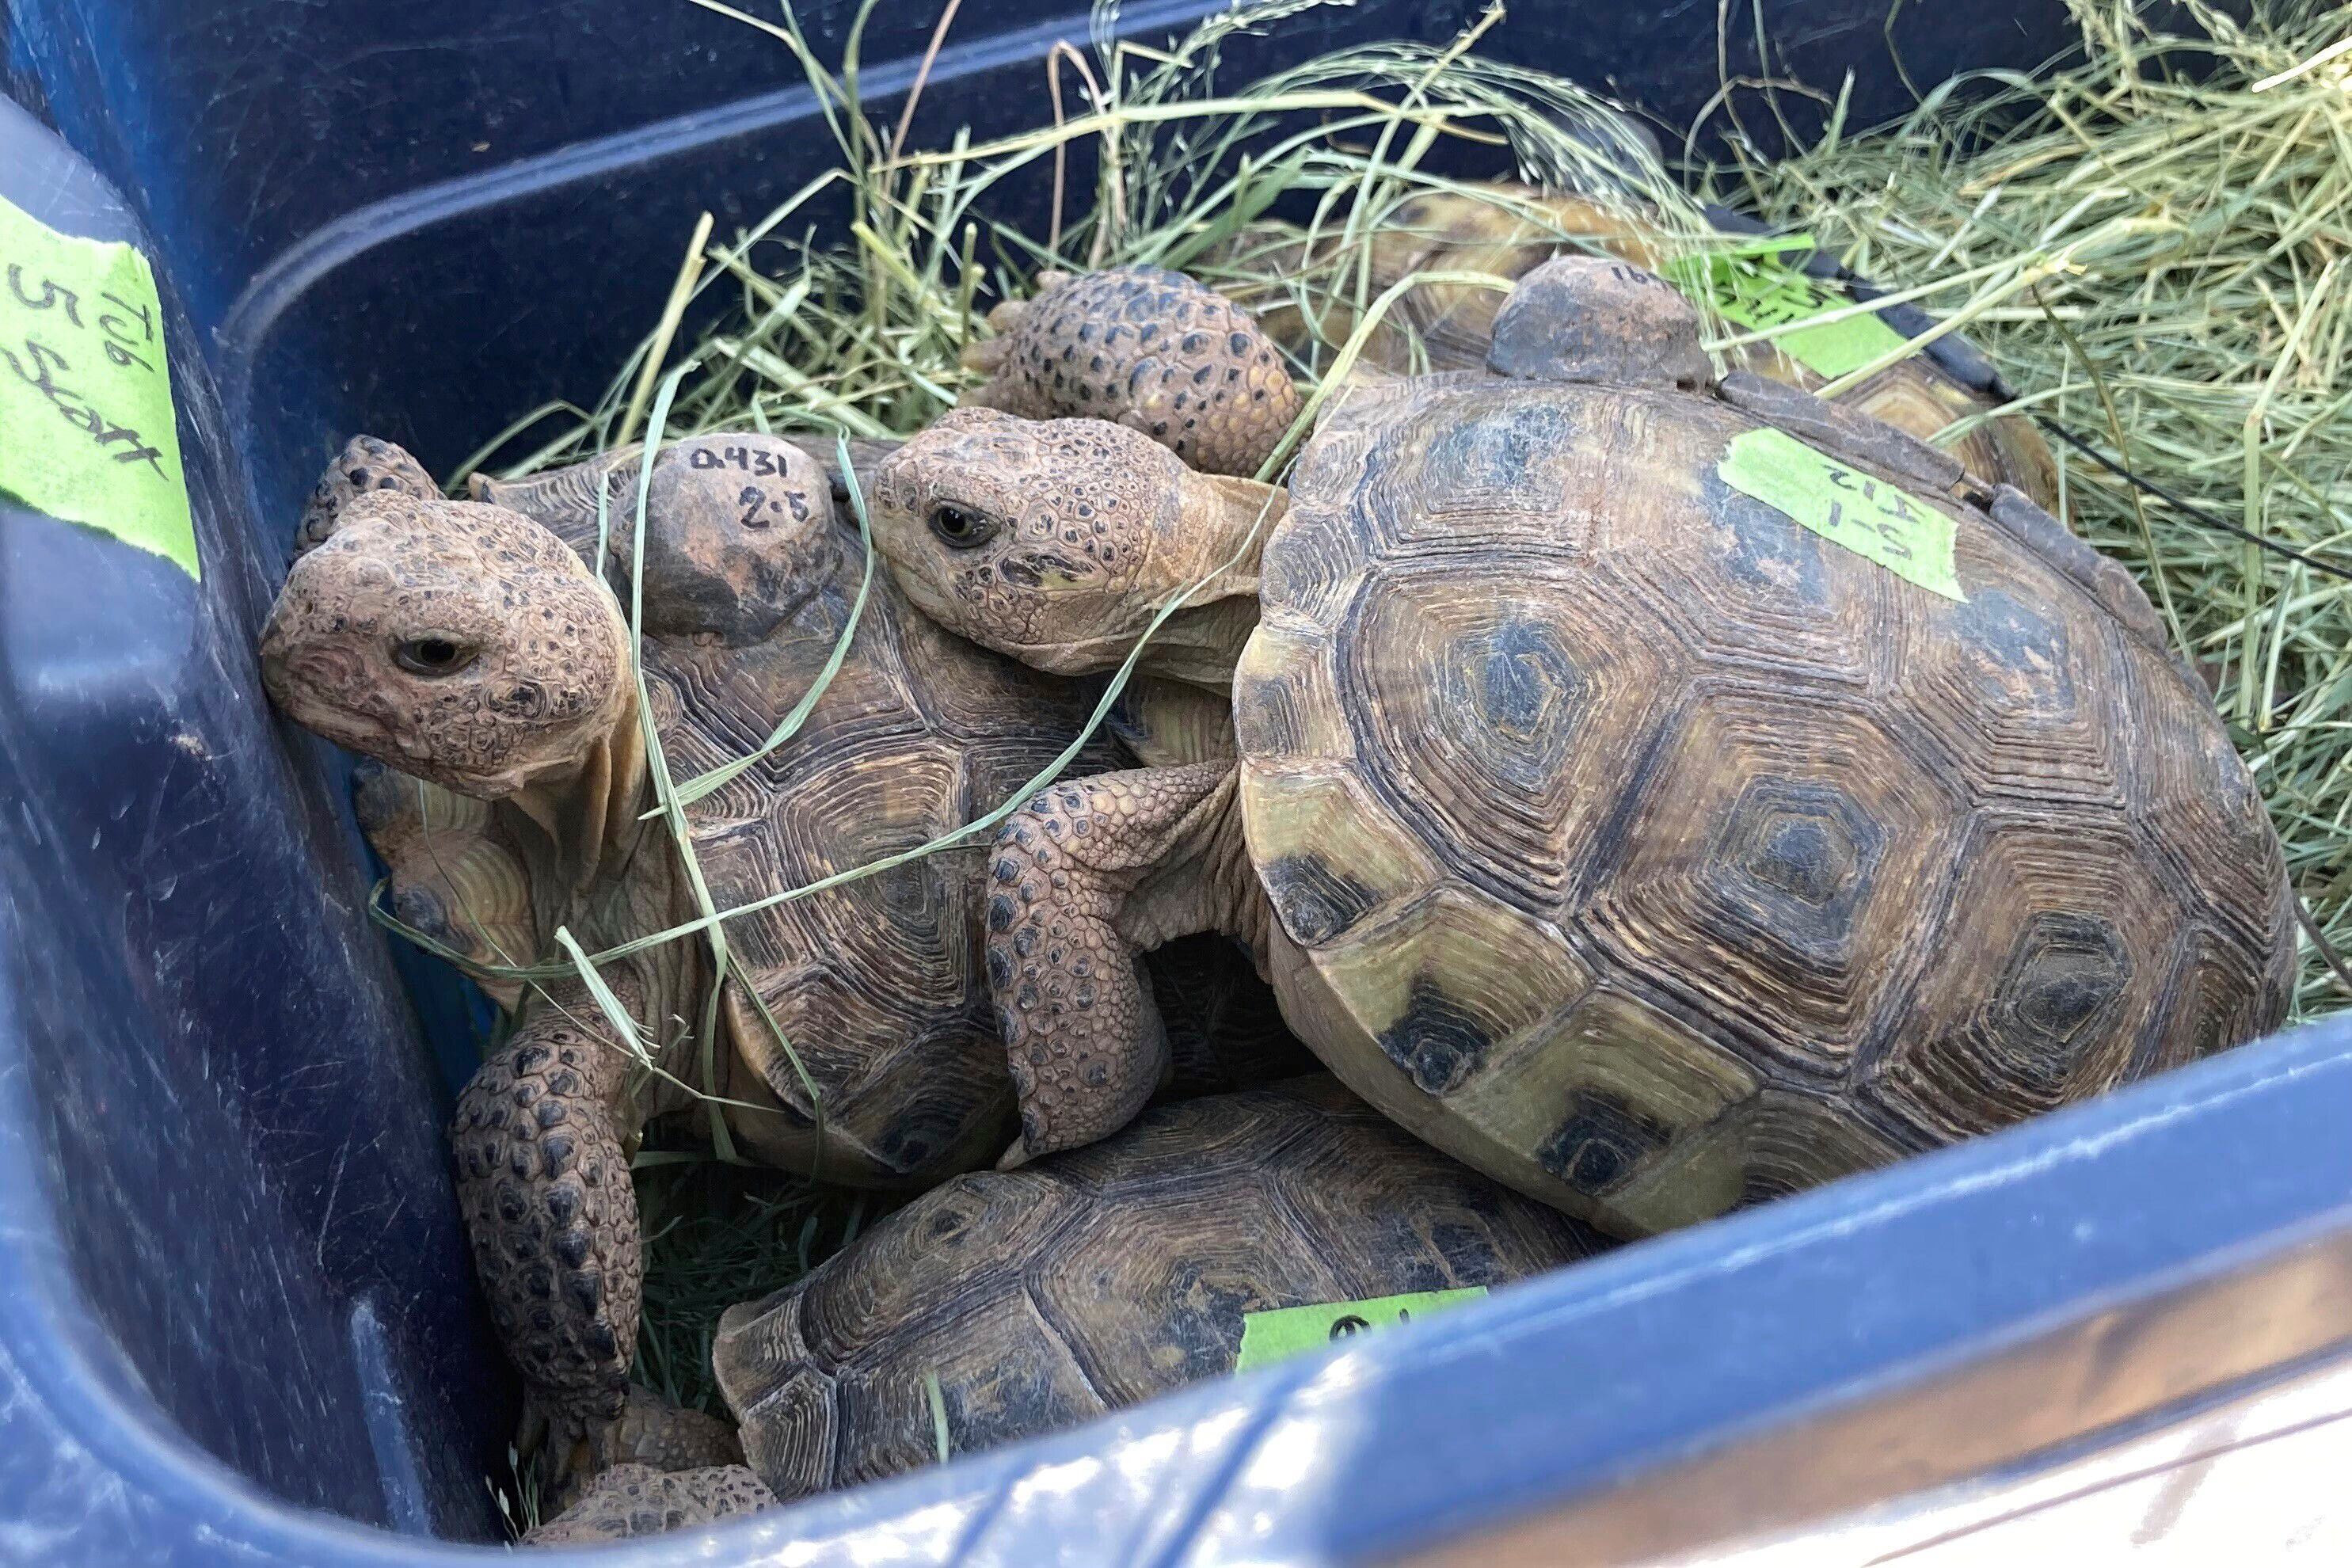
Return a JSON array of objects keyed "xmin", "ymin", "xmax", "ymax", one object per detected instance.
[
  {"xmin": 525, "ymin": 1463, "xmax": 777, "ymax": 1547},
  {"xmin": 451, "ymin": 1002, "xmax": 646, "ymax": 1491},
  {"xmin": 294, "ymin": 434, "xmax": 440, "ymax": 555},
  {"xmin": 986, "ymin": 761, "xmax": 1253, "ymax": 1164},
  {"xmin": 541, "ymin": 1387, "xmax": 748, "ymax": 1517}
]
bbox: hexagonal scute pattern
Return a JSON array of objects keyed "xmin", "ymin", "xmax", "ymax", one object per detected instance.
[
  {"xmin": 1880, "ymin": 531, "xmax": 2133, "ymax": 811},
  {"xmin": 1585, "ymin": 686, "xmax": 1964, "ymax": 1075},
  {"xmin": 1867, "ymin": 818, "xmax": 2187, "ymax": 1141},
  {"xmin": 1332, "ymin": 560, "xmax": 1688, "ymax": 913},
  {"xmin": 710, "ymin": 1080, "xmax": 1604, "ymax": 1500},
  {"xmin": 609, "ymin": 568, "xmax": 1121, "ymax": 1189},
  {"xmin": 1241, "ymin": 375, "xmax": 2293, "ymax": 1236}
]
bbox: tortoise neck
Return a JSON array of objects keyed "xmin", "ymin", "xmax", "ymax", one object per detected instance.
[
  {"xmin": 1117, "ymin": 763, "xmax": 1272, "ymax": 962},
  {"xmin": 501, "ymin": 687, "xmax": 652, "ymax": 900},
  {"xmin": 1143, "ymin": 473, "xmax": 1286, "ymax": 691}
]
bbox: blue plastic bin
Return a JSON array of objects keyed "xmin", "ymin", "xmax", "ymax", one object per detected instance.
[{"xmin": 2, "ymin": 3, "xmax": 2346, "ymax": 1563}]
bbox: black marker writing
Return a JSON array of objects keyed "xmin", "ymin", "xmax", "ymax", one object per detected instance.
[{"xmin": 1, "ymin": 334, "xmax": 169, "ymax": 478}]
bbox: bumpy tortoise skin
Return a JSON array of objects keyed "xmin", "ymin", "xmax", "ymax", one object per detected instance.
[
  {"xmin": 1235, "ymin": 367, "xmax": 2293, "ymax": 1235},
  {"xmin": 711, "ymin": 1077, "xmax": 1605, "ymax": 1501},
  {"xmin": 969, "ymin": 266, "xmax": 1303, "ymax": 477},
  {"xmin": 535, "ymin": 1387, "xmax": 748, "ymax": 1518},
  {"xmin": 455, "ymin": 432, "xmax": 1137, "ymax": 1187},
  {"xmin": 525, "ymin": 1463, "xmax": 776, "ymax": 1545},
  {"xmin": 293, "ymin": 433, "xmax": 440, "ymax": 556},
  {"xmin": 1216, "ymin": 187, "xmax": 2061, "ymax": 511}
]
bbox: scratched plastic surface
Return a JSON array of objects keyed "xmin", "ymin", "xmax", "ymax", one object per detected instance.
[
  {"xmin": 5, "ymin": 2, "xmax": 2348, "ymax": 1565},
  {"xmin": 0, "ymin": 93, "xmax": 512, "ymax": 1539}
]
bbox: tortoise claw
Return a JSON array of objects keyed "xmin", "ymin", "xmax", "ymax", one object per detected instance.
[{"xmin": 522, "ymin": 1386, "xmax": 626, "ymax": 1511}]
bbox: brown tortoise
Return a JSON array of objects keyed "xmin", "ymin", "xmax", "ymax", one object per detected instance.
[
  {"xmin": 1210, "ymin": 184, "xmax": 2062, "ymax": 512},
  {"xmin": 260, "ymin": 428, "xmax": 1154, "ymax": 1479},
  {"xmin": 529, "ymin": 1077, "xmax": 1606, "ymax": 1541},
  {"xmin": 965, "ymin": 196, "xmax": 2057, "ymax": 517},
  {"xmin": 864, "ymin": 256, "xmax": 2296, "ymax": 1234}
]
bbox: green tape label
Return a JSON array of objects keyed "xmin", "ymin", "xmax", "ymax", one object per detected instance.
[
  {"xmin": 1720, "ymin": 427, "xmax": 1966, "ymax": 602},
  {"xmin": 1233, "ymin": 1287, "xmax": 1486, "ymax": 1372},
  {"xmin": 0, "ymin": 195, "xmax": 196, "ymax": 578},
  {"xmin": 1670, "ymin": 249, "xmax": 1909, "ymax": 381}
]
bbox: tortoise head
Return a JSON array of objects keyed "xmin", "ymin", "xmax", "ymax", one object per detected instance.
[
  {"xmin": 1486, "ymin": 254, "xmax": 1713, "ymax": 390},
  {"xmin": 260, "ymin": 491, "xmax": 633, "ymax": 799},
  {"xmin": 870, "ymin": 406, "xmax": 1277, "ymax": 679}
]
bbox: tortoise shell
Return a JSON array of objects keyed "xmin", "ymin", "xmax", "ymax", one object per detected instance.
[
  {"xmin": 1231, "ymin": 371, "xmax": 2294, "ymax": 1235},
  {"xmin": 476, "ymin": 433, "xmax": 1130, "ymax": 1185},
  {"xmin": 469, "ymin": 434, "xmax": 1300, "ymax": 1185},
  {"xmin": 1217, "ymin": 187, "xmax": 2059, "ymax": 512},
  {"xmin": 710, "ymin": 1075, "xmax": 1605, "ymax": 1500}
]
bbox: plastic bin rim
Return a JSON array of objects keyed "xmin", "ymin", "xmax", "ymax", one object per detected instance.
[{"xmin": 4, "ymin": 1013, "xmax": 2347, "ymax": 1565}]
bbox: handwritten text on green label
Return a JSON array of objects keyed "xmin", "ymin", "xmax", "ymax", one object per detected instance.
[
  {"xmin": 0, "ymin": 195, "xmax": 196, "ymax": 577},
  {"xmin": 1233, "ymin": 1288, "xmax": 1487, "ymax": 1372},
  {"xmin": 1719, "ymin": 427, "xmax": 1966, "ymax": 602},
  {"xmin": 1670, "ymin": 249, "xmax": 1909, "ymax": 382}
]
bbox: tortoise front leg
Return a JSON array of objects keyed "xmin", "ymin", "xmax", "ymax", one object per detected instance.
[
  {"xmin": 451, "ymin": 1003, "xmax": 645, "ymax": 1488},
  {"xmin": 986, "ymin": 761, "xmax": 1258, "ymax": 1164}
]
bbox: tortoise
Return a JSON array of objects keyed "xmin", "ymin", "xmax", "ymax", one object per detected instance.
[
  {"xmin": 259, "ymin": 427, "xmax": 1302, "ymax": 1478},
  {"xmin": 1208, "ymin": 184, "xmax": 2061, "ymax": 512},
  {"xmin": 514, "ymin": 1386, "xmax": 753, "ymax": 1534},
  {"xmin": 861, "ymin": 256, "xmax": 2297, "ymax": 1234},
  {"xmin": 529, "ymin": 1076, "xmax": 1607, "ymax": 1540},
  {"xmin": 962, "ymin": 198, "xmax": 2055, "ymax": 519},
  {"xmin": 962, "ymin": 265, "xmax": 1305, "ymax": 478},
  {"xmin": 527, "ymin": 1464, "xmax": 778, "ymax": 1547}
]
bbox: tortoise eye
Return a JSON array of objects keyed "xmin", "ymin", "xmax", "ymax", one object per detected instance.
[
  {"xmin": 394, "ymin": 636, "xmax": 477, "ymax": 677},
  {"xmin": 930, "ymin": 503, "xmax": 997, "ymax": 549}
]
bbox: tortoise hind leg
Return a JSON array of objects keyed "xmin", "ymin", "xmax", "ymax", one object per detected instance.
[
  {"xmin": 525, "ymin": 1463, "xmax": 777, "ymax": 1545},
  {"xmin": 986, "ymin": 762, "xmax": 1259, "ymax": 1165},
  {"xmin": 541, "ymin": 1387, "xmax": 748, "ymax": 1517},
  {"xmin": 293, "ymin": 434, "xmax": 439, "ymax": 555},
  {"xmin": 451, "ymin": 1004, "xmax": 645, "ymax": 1492}
]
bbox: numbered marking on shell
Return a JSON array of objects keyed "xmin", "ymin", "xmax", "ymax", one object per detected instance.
[
  {"xmin": 1718, "ymin": 426, "xmax": 1966, "ymax": 602},
  {"xmin": 1669, "ymin": 249, "xmax": 1911, "ymax": 381},
  {"xmin": 1232, "ymin": 1288, "xmax": 1488, "ymax": 1372}
]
